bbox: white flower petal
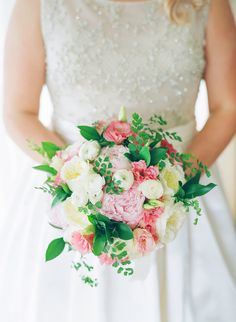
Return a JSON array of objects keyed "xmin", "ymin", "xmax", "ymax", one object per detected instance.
[
  {"xmin": 138, "ymin": 180, "xmax": 164, "ymax": 200},
  {"xmin": 113, "ymin": 169, "xmax": 134, "ymax": 191},
  {"xmin": 70, "ymin": 191, "xmax": 88, "ymax": 208},
  {"xmin": 79, "ymin": 140, "xmax": 101, "ymax": 161},
  {"xmin": 60, "ymin": 156, "xmax": 90, "ymax": 182}
]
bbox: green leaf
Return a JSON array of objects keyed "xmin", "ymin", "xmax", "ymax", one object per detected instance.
[
  {"xmin": 139, "ymin": 146, "xmax": 151, "ymax": 166},
  {"xmin": 96, "ymin": 213, "xmax": 112, "ymax": 224},
  {"xmin": 45, "ymin": 237, "xmax": 65, "ymax": 261},
  {"xmin": 88, "ymin": 215, "xmax": 98, "ymax": 225},
  {"xmin": 185, "ymin": 183, "xmax": 217, "ymax": 199},
  {"xmin": 150, "ymin": 147, "xmax": 168, "ymax": 166},
  {"xmin": 33, "ymin": 164, "xmax": 57, "ymax": 176},
  {"xmin": 182, "ymin": 171, "xmax": 201, "ymax": 192},
  {"xmin": 51, "ymin": 187, "xmax": 71, "ymax": 208},
  {"xmin": 60, "ymin": 183, "xmax": 71, "ymax": 194},
  {"xmin": 175, "ymin": 184, "xmax": 186, "ymax": 200},
  {"xmin": 78, "ymin": 126, "xmax": 101, "ymax": 141},
  {"xmin": 124, "ymin": 153, "xmax": 136, "ymax": 162},
  {"xmin": 149, "ymin": 133, "xmax": 163, "ymax": 148},
  {"xmin": 41, "ymin": 142, "xmax": 61, "ymax": 160},
  {"xmin": 115, "ymin": 222, "xmax": 133, "ymax": 240},
  {"xmin": 92, "ymin": 232, "xmax": 107, "ymax": 256},
  {"xmin": 95, "ymin": 201, "xmax": 103, "ymax": 209},
  {"xmin": 117, "ymin": 251, "xmax": 128, "ymax": 260}
]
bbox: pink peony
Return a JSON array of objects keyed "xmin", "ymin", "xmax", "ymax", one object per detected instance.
[
  {"xmin": 71, "ymin": 232, "xmax": 93, "ymax": 255},
  {"xmin": 132, "ymin": 160, "xmax": 159, "ymax": 183},
  {"xmin": 101, "ymin": 145, "xmax": 131, "ymax": 172},
  {"xmin": 161, "ymin": 139, "xmax": 177, "ymax": 155},
  {"xmin": 100, "ymin": 183, "xmax": 145, "ymax": 228},
  {"xmin": 133, "ymin": 228, "xmax": 156, "ymax": 255},
  {"xmin": 139, "ymin": 208, "xmax": 164, "ymax": 242},
  {"xmin": 103, "ymin": 121, "xmax": 132, "ymax": 144},
  {"xmin": 99, "ymin": 253, "xmax": 116, "ymax": 265}
]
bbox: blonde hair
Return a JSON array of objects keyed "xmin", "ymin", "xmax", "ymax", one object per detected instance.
[{"xmin": 164, "ymin": 0, "xmax": 207, "ymax": 24}]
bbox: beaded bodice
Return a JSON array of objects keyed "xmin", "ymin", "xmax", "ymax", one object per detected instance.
[{"xmin": 41, "ymin": 0, "xmax": 209, "ymax": 143}]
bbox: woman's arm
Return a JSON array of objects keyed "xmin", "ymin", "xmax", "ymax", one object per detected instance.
[
  {"xmin": 3, "ymin": 0, "xmax": 65, "ymax": 161},
  {"xmin": 186, "ymin": 0, "xmax": 236, "ymax": 167}
]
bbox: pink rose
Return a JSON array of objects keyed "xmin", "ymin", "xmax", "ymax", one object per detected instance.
[
  {"xmin": 132, "ymin": 160, "xmax": 159, "ymax": 183},
  {"xmin": 100, "ymin": 183, "xmax": 145, "ymax": 228},
  {"xmin": 101, "ymin": 145, "xmax": 131, "ymax": 172},
  {"xmin": 99, "ymin": 253, "xmax": 116, "ymax": 265},
  {"xmin": 71, "ymin": 232, "xmax": 93, "ymax": 255},
  {"xmin": 133, "ymin": 228, "xmax": 156, "ymax": 255},
  {"xmin": 161, "ymin": 139, "xmax": 177, "ymax": 155},
  {"xmin": 103, "ymin": 121, "xmax": 132, "ymax": 144},
  {"xmin": 139, "ymin": 208, "xmax": 164, "ymax": 242}
]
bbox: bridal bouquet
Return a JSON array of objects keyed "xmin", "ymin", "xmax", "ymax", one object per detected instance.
[{"xmin": 31, "ymin": 107, "xmax": 216, "ymax": 287}]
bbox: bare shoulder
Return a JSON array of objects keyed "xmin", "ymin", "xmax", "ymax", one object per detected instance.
[
  {"xmin": 7, "ymin": 0, "xmax": 42, "ymax": 36},
  {"xmin": 206, "ymin": 0, "xmax": 236, "ymax": 44},
  {"xmin": 4, "ymin": 0, "xmax": 45, "ymax": 116},
  {"xmin": 204, "ymin": 0, "xmax": 236, "ymax": 112}
]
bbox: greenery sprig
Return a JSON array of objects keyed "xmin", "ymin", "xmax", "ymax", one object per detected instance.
[
  {"xmin": 174, "ymin": 171, "xmax": 216, "ymax": 224},
  {"xmin": 93, "ymin": 156, "xmax": 123, "ymax": 194}
]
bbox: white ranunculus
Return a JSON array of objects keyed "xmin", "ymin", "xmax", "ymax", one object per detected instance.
[
  {"xmin": 87, "ymin": 173, "xmax": 105, "ymax": 194},
  {"xmin": 63, "ymin": 198, "xmax": 90, "ymax": 227},
  {"xmin": 138, "ymin": 180, "xmax": 164, "ymax": 200},
  {"xmin": 113, "ymin": 169, "xmax": 134, "ymax": 191},
  {"xmin": 156, "ymin": 201, "xmax": 187, "ymax": 245},
  {"xmin": 50, "ymin": 155, "xmax": 64, "ymax": 172},
  {"xmin": 89, "ymin": 190, "xmax": 103, "ymax": 205},
  {"xmin": 70, "ymin": 191, "xmax": 88, "ymax": 208},
  {"xmin": 60, "ymin": 156, "xmax": 90, "ymax": 183},
  {"xmin": 159, "ymin": 164, "xmax": 185, "ymax": 196},
  {"xmin": 79, "ymin": 140, "xmax": 101, "ymax": 161},
  {"xmin": 68, "ymin": 172, "xmax": 105, "ymax": 204}
]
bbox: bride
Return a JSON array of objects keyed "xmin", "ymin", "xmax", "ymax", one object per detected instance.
[{"xmin": 1, "ymin": 0, "xmax": 236, "ymax": 321}]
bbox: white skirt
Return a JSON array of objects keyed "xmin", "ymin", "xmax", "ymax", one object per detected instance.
[{"xmin": 0, "ymin": 131, "xmax": 236, "ymax": 322}]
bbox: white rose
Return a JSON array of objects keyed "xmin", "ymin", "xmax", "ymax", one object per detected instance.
[
  {"xmin": 63, "ymin": 199, "xmax": 91, "ymax": 231},
  {"xmin": 138, "ymin": 180, "xmax": 164, "ymax": 200},
  {"xmin": 60, "ymin": 156, "xmax": 90, "ymax": 183},
  {"xmin": 79, "ymin": 140, "xmax": 101, "ymax": 161},
  {"xmin": 70, "ymin": 191, "xmax": 88, "ymax": 208},
  {"xmin": 156, "ymin": 201, "xmax": 186, "ymax": 245},
  {"xmin": 113, "ymin": 169, "xmax": 134, "ymax": 191},
  {"xmin": 50, "ymin": 155, "xmax": 64, "ymax": 172},
  {"xmin": 160, "ymin": 164, "xmax": 185, "ymax": 196}
]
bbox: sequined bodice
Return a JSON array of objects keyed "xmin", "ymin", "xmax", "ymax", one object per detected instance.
[{"xmin": 41, "ymin": 0, "xmax": 209, "ymax": 143}]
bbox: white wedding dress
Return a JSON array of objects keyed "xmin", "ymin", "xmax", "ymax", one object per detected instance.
[{"xmin": 0, "ymin": 1, "xmax": 236, "ymax": 321}]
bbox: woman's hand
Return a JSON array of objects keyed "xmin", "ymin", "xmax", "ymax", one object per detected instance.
[
  {"xmin": 3, "ymin": 0, "xmax": 65, "ymax": 162},
  {"xmin": 186, "ymin": 0, "xmax": 236, "ymax": 167}
]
